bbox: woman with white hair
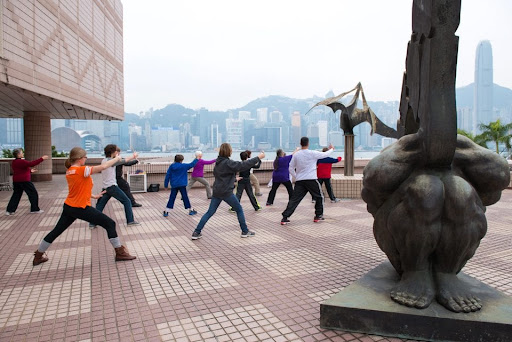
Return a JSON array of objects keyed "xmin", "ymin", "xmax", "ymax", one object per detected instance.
[{"xmin": 186, "ymin": 150, "xmax": 216, "ymax": 199}]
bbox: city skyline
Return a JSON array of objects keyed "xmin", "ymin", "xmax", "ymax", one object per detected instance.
[{"xmin": 122, "ymin": 0, "xmax": 512, "ymax": 114}]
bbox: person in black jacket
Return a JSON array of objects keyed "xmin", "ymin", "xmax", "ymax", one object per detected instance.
[
  {"xmin": 115, "ymin": 147, "xmax": 142, "ymax": 207},
  {"xmin": 191, "ymin": 143, "xmax": 265, "ymax": 240},
  {"xmin": 231, "ymin": 151, "xmax": 261, "ymax": 211}
]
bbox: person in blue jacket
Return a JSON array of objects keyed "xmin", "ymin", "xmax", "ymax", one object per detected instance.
[{"xmin": 163, "ymin": 154, "xmax": 198, "ymax": 217}]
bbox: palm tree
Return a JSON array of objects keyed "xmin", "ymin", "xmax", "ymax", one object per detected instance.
[
  {"xmin": 476, "ymin": 119, "xmax": 512, "ymax": 154},
  {"xmin": 457, "ymin": 129, "xmax": 487, "ymax": 148}
]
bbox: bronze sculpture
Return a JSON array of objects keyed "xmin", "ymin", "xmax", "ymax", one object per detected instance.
[
  {"xmin": 309, "ymin": 82, "xmax": 400, "ymax": 139},
  {"xmin": 308, "ymin": 83, "xmax": 399, "ymax": 176},
  {"xmin": 361, "ymin": 0, "xmax": 510, "ymax": 313}
]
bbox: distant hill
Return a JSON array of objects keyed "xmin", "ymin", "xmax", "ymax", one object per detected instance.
[
  {"xmin": 122, "ymin": 83, "xmax": 512, "ymax": 127},
  {"xmin": 456, "ymin": 83, "xmax": 512, "ymax": 108},
  {"xmin": 236, "ymin": 95, "xmax": 324, "ymax": 116}
]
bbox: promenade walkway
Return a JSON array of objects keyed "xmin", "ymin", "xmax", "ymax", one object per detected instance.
[{"xmin": 0, "ymin": 174, "xmax": 510, "ymax": 342}]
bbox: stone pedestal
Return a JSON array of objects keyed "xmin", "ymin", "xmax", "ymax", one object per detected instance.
[
  {"xmin": 320, "ymin": 262, "xmax": 512, "ymax": 342},
  {"xmin": 23, "ymin": 111, "xmax": 52, "ymax": 181},
  {"xmin": 344, "ymin": 134, "xmax": 354, "ymax": 176}
]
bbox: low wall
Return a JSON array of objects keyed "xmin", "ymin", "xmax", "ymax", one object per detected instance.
[
  {"xmin": 2, "ymin": 157, "xmax": 511, "ymax": 192},
  {"xmin": 121, "ymin": 159, "xmax": 371, "ymax": 189}
]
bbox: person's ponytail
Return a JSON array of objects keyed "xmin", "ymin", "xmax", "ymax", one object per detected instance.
[{"xmin": 65, "ymin": 147, "xmax": 86, "ymax": 169}]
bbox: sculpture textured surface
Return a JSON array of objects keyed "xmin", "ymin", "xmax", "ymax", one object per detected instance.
[{"xmin": 361, "ymin": 0, "xmax": 510, "ymax": 313}]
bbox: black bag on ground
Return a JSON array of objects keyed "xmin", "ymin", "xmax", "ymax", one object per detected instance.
[{"xmin": 147, "ymin": 184, "xmax": 160, "ymax": 192}]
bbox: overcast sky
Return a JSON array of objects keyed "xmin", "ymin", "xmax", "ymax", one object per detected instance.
[{"xmin": 122, "ymin": 0, "xmax": 512, "ymax": 114}]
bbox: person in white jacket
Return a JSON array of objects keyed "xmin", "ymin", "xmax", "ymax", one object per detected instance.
[{"xmin": 281, "ymin": 137, "xmax": 334, "ymax": 225}]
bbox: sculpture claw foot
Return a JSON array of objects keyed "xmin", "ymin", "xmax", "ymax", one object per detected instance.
[
  {"xmin": 435, "ymin": 272, "xmax": 482, "ymax": 313},
  {"xmin": 390, "ymin": 270, "xmax": 435, "ymax": 309}
]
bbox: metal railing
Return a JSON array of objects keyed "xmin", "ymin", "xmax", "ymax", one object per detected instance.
[{"xmin": 0, "ymin": 162, "xmax": 12, "ymax": 190}]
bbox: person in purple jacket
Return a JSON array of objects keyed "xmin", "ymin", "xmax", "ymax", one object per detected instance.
[
  {"xmin": 266, "ymin": 148, "xmax": 295, "ymax": 206},
  {"xmin": 186, "ymin": 151, "xmax": 216, "ymax": 199}
]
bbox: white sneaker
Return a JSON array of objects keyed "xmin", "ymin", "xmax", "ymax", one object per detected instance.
[
  {"xmin": 5, "ymin": 211, "xmax": 13, "ymax": 216},
  {"xmin": 30, "ymin": 210, "xmax": 44, "ymax": 214}
]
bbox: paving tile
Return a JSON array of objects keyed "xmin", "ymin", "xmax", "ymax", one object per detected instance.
[
  {"xmin": 1, "ymin": 175, "xmax": 511, "ymax": 342},
  {"xmin": 0, "ymin": 278, "xmax": 91, "ymax": 328},
  {"xmin": 249, "ymin": 248, "xmax": 345, "ymax": 278},
  {"xmin": 26, "ymin": 228, "xmax": 92, "ymax": 245},
  {"xmin": 215, "ymin": 230, "xmax": 286, "ymax": 246},
  {"xmin": 128, "ymin": 236, "xmax": 200, "ymax": 258},
  {"xmin": 136, "ymin": 259, "xmax": 240, "ymax": 305},
  {"xmin": 5, "ymin": 247, "xmax": 92, "ymax": 275},
  {"xmin": 157, "ymin": 304, "xmax": 301, "ymax": 341}
]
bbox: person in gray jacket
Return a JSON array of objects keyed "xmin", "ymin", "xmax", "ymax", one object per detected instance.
[{"xmin": 191, "ymin": 143, "xmax": 265, "ymax": 240}]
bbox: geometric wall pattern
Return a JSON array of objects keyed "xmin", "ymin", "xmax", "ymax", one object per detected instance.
[{"xmin": 0, "ymin": 0, "xmax": 123, "ymax": 120}]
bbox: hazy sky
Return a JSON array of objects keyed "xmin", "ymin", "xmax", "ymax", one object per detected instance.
[{"xmin": 122, "ymin": 0, "xmax": 512, "ymax": 114}]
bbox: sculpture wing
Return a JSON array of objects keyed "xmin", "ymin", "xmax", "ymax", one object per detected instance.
[
  {"xmin": 368, "ymin": 108, "xmax": 400, "ymax": 139},
  {"xmin": 305, "ymin": 83, "xmax": 360, "ymax": 115}
]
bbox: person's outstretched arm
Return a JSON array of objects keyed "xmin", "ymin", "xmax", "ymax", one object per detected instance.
[
  {"xmin": 24, "ymin": 155, "xmax": 49, "ymax": 167},
  {"xmin": 91, "ymin": 156, "xmax": 122, "ymax": 174},
  {"xmin": 184, "ymin": 158, "xmax": 199, "ymax": 170},
  {"xmin": 318, "ymin": 156, "xmax": 341, "ymax": 164}
]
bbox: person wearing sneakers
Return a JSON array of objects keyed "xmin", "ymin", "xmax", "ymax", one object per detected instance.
[
  {"xmin": 115, "ymin": 147, "xmax": 143, "ymax": 208},
  {"xmin": 186, "ymin": 151, "xmax": 216, "ymax": 199},
  {"xmin": 311, "ymin": 148, "xmax": 342, "ymax": 203},
  {"xmin": 191, "ymin": 143, "xmax": 264, "ymax": 240},
  {"xmin": 90, "ymin": 144, "xmax": 140, "ymax": 228},
  {"xmin": 281, "ymin": 137, "xmax": 334, "ymax": 225},
  {"xmin": 6, "ymin": 148, "xmax": 48, "ymax": 215},
  {"xmin": 33, "ymin": 147, "xmax": 136, "ymax": 266},
  {"xmin": 232, "ymin": 151, "xmax": 261, "ymax": 211},
  {"xmin": 163, "ymin": 154, "xmax": 199, "ymax": 217}
]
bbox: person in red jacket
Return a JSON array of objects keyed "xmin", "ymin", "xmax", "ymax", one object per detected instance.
[
  {"xmin": 6, "ymin": 148, "xmax": 49, "ymax": 215},
  {"xmin": 312, "ymin": 147, "xmax": 342, "ymax": 203}
]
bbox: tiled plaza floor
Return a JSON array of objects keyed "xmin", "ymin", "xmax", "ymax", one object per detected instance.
[{"xmin": 0, "ymin": 174, "xmax": 511, "ymax": 342}]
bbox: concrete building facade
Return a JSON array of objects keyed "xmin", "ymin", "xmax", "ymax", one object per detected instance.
[{"xmin": 0, "ymin": 0, "xmax": 124, "ymax": 180}]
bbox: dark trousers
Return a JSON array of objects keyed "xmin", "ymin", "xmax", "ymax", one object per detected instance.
[
  {"xmin": 282, "ymin": 179, "xmax": 324, "ymax": 218},
  {"xmin": 7, "ymin": 181, "xmax": 40, "ymax": 213},
  {"xmin": 167, "ymin": 186, "xmax": 191, "ymax": 209},
  {"xmin": 266, "ymin": 180, "xmax": 293, "ymax": 205},
  {"xmin": 235, "ymin": 179, "xmax": 260, "ymax": 210},
  {"xmin": 311, "ymin": 178, "xmax": 336, "ymax": 201},
  {"xmin": 44, "ymin": 204, "xmax": 117, "ymax": 243},
  {"xmin": 117, "ymin": 177, "xmax": 136, "ymax": 205},
  {"xmin": 95, "ymin": 185, "xmax": 134, "ymax": 223}
]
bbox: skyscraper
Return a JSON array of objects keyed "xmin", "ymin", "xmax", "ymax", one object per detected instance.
[
  {"xmin": 473, "ymin": 40, "xmax": 493, "ymax": 134},
  {"xmin": 291, "ymin": 111, "xmax": 301, "ymax": 146}
]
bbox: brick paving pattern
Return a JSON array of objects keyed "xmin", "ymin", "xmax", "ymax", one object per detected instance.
[{"xmin": 0, "ymin": 174, "xmax": 510, "ymax": 341}]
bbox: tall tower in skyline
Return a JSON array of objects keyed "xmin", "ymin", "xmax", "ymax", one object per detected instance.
[
  {"xmin": 473, "ymin": 40, "xmax": 493, "ymax": 134},
  {"xmin": 291, "ymin": 111, "xmax": 302, "ymax": 146}
]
